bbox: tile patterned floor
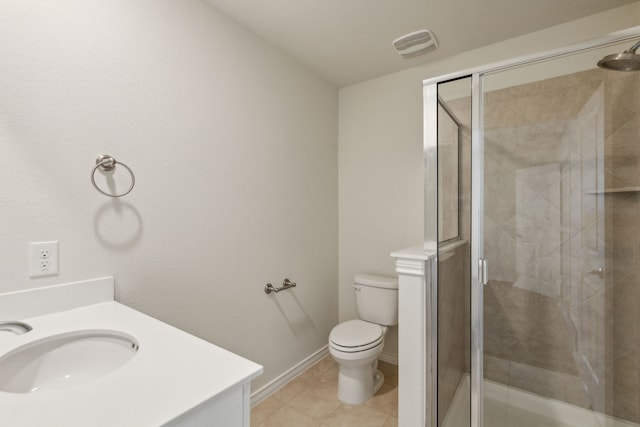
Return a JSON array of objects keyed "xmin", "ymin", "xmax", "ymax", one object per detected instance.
[{"xmin": 251, "ymin": 355, "xmax": 398, "ymax": 427}]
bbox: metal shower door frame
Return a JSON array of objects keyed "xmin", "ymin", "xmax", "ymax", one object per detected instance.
[
  {"xmin": 424, "ymin": 73, "xmax": 484, "ymax": 427},
  {"xmin": 422, "ymin": 25, "xmax": 640, "ymax": 427}
]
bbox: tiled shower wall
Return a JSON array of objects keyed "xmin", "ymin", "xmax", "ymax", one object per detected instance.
[
  {"xmin": 482, "ymin": 69, "xmax": 640, "ymax": 422},
  {"xmin": 438, "ymin": 243, "xmax": 470, "ymax": 426}
]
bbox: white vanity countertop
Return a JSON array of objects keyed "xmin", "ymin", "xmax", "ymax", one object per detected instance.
[{"xmin": 0, "ymin": 279, "xmax": 263, "ymax": 427}]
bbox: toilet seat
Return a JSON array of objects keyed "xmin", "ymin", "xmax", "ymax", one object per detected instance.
[
  {"xmin": 330, "ymin": 338, "xmax": 383, "ymax": 353},
  {"xmin": 330, "ymin": 320, "xmax": 384, "ymax": 353}
]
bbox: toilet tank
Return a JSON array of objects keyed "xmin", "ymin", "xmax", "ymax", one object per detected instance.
[{"xmin": 354, "ymin": 274, "xmax": 399, "ymax": 326}]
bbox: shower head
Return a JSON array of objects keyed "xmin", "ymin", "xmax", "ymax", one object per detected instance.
[{"xmin": 597, "ymin": 40, "xmax": 640, "ymax": 71}]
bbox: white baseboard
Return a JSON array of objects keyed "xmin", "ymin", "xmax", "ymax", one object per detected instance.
[
  {"xmin": 250, "ymin": 345, "xmax": 329, "ymax": 407},
  {"xmin": 379, "ymin": 352, "xmax": 398, "ymax": 366}
]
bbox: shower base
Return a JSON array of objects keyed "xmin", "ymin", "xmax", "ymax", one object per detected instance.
[{"xmin": 442, "ymin": 376, "xmax": 638, "ymax": 427}]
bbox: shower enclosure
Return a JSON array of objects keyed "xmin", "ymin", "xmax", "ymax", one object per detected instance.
[{"xmin": 424, "ymin": 28, "xmax": 640, "ymax": 427}]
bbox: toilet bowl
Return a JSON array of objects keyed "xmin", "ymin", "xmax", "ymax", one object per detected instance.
[
  {"xmin": 329, "ymin": 319, "xmax": 388, "ymax": 404},
  {"xmin": 328, "ymin": 274, "xmax": 398, "ymax": 405}
]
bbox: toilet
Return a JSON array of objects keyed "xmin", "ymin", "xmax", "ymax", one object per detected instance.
[{"xmin": 329, "ymin": 274, "xmax": 398, "ymax": 405}]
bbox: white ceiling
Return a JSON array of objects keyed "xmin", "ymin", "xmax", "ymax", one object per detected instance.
[{"xmin": 204, "ymin": 0, "xmax": 637, "ymax": 87}]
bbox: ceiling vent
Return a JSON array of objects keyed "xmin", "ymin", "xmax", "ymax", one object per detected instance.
[{"xmin": 392, "ymin": 29, "xmax": 438, "ymax": 59}]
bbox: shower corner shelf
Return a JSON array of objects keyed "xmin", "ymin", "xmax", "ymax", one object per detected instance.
[{"xmin": 585, "ymin": 186, "xmax": 640, "ymax": 195}]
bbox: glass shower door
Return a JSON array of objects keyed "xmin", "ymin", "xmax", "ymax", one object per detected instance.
[
  {"xmin": 426, "ymin": 33, "xmax": 640, "ymax": 427},
  {"xmin": 480, "ymin": 41, "xmax": 640, "ymax": 427}
]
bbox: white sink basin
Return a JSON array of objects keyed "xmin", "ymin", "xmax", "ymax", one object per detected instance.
[{"xmin": 0, "ymin": 330, "xmax": 138, "ymax": 393}]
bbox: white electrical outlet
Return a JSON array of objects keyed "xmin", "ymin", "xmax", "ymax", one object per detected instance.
[{"xmin": 29, "ymin": 241, "xmax": 59, "ymax": 277}]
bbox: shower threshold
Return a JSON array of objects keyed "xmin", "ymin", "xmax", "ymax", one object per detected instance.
[{"xmin": 442, "ymin": 376, "xmax": 639, "ymax": 427}]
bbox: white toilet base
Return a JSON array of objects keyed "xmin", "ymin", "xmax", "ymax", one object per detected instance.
[
  {"xmin": 336, "ymin": 365, "xmax": 385, "ymax": 405},
  {"xmin": 374, "ymin": 369, "xmax": 385, "ymax": 393}
]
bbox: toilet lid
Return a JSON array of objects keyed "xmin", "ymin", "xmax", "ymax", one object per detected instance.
[{"xmin": 330, "ymin": 320, "xmax": 383, "ymax": 348}]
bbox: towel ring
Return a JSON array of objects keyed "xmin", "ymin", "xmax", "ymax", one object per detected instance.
[{"xmin": 91, "ymin": 155, "xmax": 136, "ymax": 198}]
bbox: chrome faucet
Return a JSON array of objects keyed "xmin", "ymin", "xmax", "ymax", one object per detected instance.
[{"xmin": 0, "ymin": 321, "xmax": 32, "ymax": 334}]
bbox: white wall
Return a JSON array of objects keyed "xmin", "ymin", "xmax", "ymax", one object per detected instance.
[
  {"xmin": 338, "ymin": 72, "xmax": 424, "ymax": 359},
  {"xmin": 338, "ymin": 2, "xmax": 640, "ymax": 359},
  {"xmin": 0, "ymin": 0, "xmax": 338, "ymax": 390}
]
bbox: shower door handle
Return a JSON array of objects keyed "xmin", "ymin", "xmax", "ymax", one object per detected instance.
[{"xmin": 478, "ymin": 259, "xmax": 488, "ymax": 286}]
